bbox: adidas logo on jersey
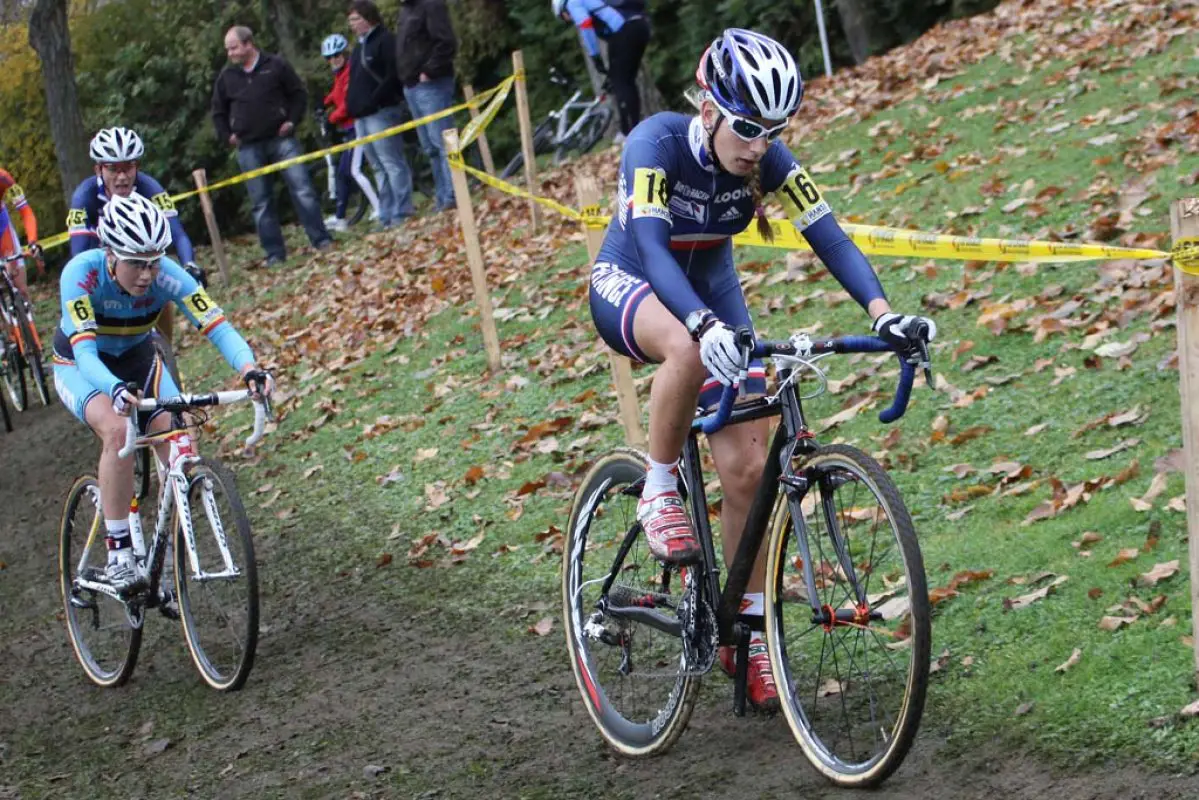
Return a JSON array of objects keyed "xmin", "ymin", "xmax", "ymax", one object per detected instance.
[{"xmin": 717, "ymin": 207, "xmax": 743, "ymax": 223}]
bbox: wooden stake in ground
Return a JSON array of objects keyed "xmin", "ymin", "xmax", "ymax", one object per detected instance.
[
  {"xmin": 444, "ymin": 127, "xmax": 501, "ymax": 373},
  {"xmin": 190, "ymin": 169, "xmax": 231, "ymax": 285},
  {"xmin": 574, "ymin": 173, "xmax": 645, "ymax": 448},
  {"xmin": 1170, "ymin": 196, "xmax": 1199, "ymax": 682},
  {"xmin": 511, "ymin": 50, "xmax": 541, "ymax": 233},
  {"xmin": 462, "ymin": 84, "xmax": 496, "ymax": 176}
]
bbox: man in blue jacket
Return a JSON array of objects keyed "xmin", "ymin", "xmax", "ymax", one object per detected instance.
[{"xmin": 346, "ymin": 0, "xmax": 415, "ymax": 227}]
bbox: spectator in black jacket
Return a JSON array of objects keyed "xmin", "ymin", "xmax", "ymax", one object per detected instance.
[
  {"xmin": 346, "ymin": 0, "xmax": 414, "ymax": 226},
  {"xmin": 212, "ymin": 26, "xmax": 331, "ymax": 265},
  {"xmin": 396, "ymin": 0, "xmax": 458, "ymax": 212}
]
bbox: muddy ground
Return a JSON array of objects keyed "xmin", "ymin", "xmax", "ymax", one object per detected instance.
[{"xmin": 3, "ymin": 403, "xmax": 1198, "ymax": 800}]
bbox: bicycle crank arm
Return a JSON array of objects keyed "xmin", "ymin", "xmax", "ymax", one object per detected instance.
[
  {"xmin": 811, "ymin": 607, "xmax": 882, "ymax": 626},
  {"xmin": 74, "ymin": 576, "xmax": 129, "ymax": 602},
  {"xmin": 189, "ymin": 568, "xmax": 242, "ymax": 582}
]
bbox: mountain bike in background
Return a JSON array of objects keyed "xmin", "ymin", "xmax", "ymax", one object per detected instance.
[
  {"xmin": 500, "ymin": 67, "xmax": 614, "ymax": 179},
  {"xmin": 0, "ymin": 251, "xmax": 51, "ymax": 412}
]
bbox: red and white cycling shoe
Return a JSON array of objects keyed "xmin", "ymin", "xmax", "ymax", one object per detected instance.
[
  {"xmin": 636, "ymin": 490, "xmax": 701, "ymax": 565},
  {"xmin": 719, "ymin": 639, "xmax": 781, "ymax": 712}
]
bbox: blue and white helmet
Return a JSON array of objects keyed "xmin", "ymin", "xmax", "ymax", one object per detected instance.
[
  {"xmin": 89, "ymin": 127, "xmax": 145, "ymax": 164},
  {"xmin": 321, "ymin": 34, "xmax": 348, "ymax": 57},
  {"xmin": 551, "ymin": 0, "xmax": 568, "ymax": 16},
  {"xmin": 696, "ymin": 29, "xmax": 803, "ymax": 120},
  {"xmin": 98, "ymin": 193, "xmax": 172, "ymax": 259}
]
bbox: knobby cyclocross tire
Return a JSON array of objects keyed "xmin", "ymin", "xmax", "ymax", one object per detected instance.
[
  {"xmin": 557, "ymin": 104, "xmax": 613, "ymax": 164},
  {"xmin": 562, "ymin": 447, "xmax": 699, "ymax": 757},
  {"xmin": 17, "ymin": 313, "xmax": 50, "ymax": 406},
  {"xmin": 763, "ymin": 444, "xmax": 930, "ymax": 788},
  {"xmin": 59, "ymin": 475, "xmax": 143, "ymax": 687},
  {"xmin": 174, "ymin": 457, "xmax": 259, "ymax": 691},
  {"xmin": 0, "ymin": 296, "xmax": 26, "ymax": 412},
  {"xmin": 500, "ymin": 120, "xmax": 555, "ymax": 180},
  {"xmin": 0, "ymin": 378, "xmax": 11, "ymax": 432}
]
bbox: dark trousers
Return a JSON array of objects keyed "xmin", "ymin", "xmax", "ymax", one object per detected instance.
[{"xmin": 607, "ymin": 17, "xmax": 650, "ymax": 135}]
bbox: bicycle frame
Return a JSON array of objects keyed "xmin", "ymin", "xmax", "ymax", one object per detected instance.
[
  {"xmin": 549, "ymin": 91, "xmax": 605, "ymax": 148},
  {"xmin": 73, "ymin": 391, "xmax": 266, "ymax": 607},
  {"xmin": 0, "ymin": 256, "xmax": 40, "ymax": 358}
]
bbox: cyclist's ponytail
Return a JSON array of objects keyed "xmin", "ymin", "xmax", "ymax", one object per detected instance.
[{"xmin": 747, "ymin": 165, "xmax": 773, "ymax": 243}]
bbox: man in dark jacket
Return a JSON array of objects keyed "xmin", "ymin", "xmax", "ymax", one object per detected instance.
[
  {"xmin": 396, "ymin": 0, "xmax": 458, "ymax": 212},
  {"xmin": 211, "ymin": 26, "xmax": 331, "ymax": 265},
  {"xmin": 346, "ymin": 0, "xmax": 414, "ymax": 226}
]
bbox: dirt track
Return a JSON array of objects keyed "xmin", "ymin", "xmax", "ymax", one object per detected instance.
[{"xmin": 3, "ymin": 402, "xmax": 1199, "ymax": 799}]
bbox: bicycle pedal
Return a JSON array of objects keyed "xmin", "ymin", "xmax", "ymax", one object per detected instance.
[{"xmin": 68, "ymin": 590, "xmax": 96, "ymax": 610}]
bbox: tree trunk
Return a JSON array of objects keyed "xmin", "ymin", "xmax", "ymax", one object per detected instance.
[
  {"xmin": 28, "ymin": 0, "xmax": 91, "ymax": 207},
  {"xmin": 833, "ymin": 0, "xmax": 899, "ymax": 65},
  {"xmin": 262, "ymin": 0, "xmax": 299, "ymax": 65}
]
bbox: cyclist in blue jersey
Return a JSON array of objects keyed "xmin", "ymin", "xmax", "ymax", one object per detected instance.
[
  {"xmin": 588, "ymin": 29, "xmax": 936, "ymax": 711},
  {"xmin": 54, "ymin": 193, "xmax": 273, "ymax": 592},
  {"xmin": 552, "ymin": 0, "xmax": 650, "ymax": 135},
  {"xmin": 67, "ymin": 127, "xmax": 206, "ymax": 349}
]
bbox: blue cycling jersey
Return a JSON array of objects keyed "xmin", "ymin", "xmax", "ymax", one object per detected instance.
[
  {"xmin": 563, "ymin": 0, "xmax": 630, "ymax": 58},
  {"xmin": 56, "ymin": 249, "xmax": 253, "ymax": 397},
  {"xmin": 67, "ymin": 173, "xmax": 196, "ymax": 264},
  {"xmin": 596, "ymin": 112, "xmax": 885, "ymax": 323}
]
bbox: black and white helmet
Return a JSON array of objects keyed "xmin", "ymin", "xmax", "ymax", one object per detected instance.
[
  {"xmin": 89, "ymin": 127, "xmax": 145, "ymax": 164},
  {"xmin": 98, "ymin": 193, "xmax": 172, "ymax": 258}
]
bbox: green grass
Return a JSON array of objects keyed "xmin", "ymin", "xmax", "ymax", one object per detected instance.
[{"xmin": 20, "ymin": 5, "xmax": 1199, "ymax": 786}]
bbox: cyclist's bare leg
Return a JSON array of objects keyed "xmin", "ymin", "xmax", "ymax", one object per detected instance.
[
  {"xmin": 7, "ymin": 263, "xmax": 29, "ymax": 300},
  {"xmin": 709, "ymin": 417, "xmax": 770, "ymax": 593},
  {"xmin": 629, "ymin": 293, "xmax": 706, "ymax": 464},
  {"xmin": 84, "ymin": 394, "xmax": 172, "ymax": 521},
  {"xmin": 155, "ymin": 304, "xmax": 175, "ymax": 349}
]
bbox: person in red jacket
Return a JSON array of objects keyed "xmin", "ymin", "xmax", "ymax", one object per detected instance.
[{"xmin": 321, "ymin": 33, "xmax": 381, "ymax": 231}]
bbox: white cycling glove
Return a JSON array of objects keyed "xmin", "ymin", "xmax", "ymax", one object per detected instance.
[
  {"xmin": 698, "ymin": 320, "xmax": 743, "ymax": 387},
  {"xmin": 872, "ymin": 312, "xmax": 937, "ymax": 352},
  {"xmin": 112, "ymin": 385, "xmax": 138, "ymax": 417}
]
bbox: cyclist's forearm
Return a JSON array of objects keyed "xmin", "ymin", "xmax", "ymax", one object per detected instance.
[
  {"xmin": 74, "ymin": 342, "xmax": 125, "ymax": 398},
  {"xmin": 206, "ymin": 322, "xmax": 255, "ymax": 373},
  {"xmin": 802, "ymin": 214, "xmax": 886, "ymax": 312}
]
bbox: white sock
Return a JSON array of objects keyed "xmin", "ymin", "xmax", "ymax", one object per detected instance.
[
  {"xmin": 742, "ymin": 592, "xmax": 764, "ymax": 616},
  {"xmin": 105, "ymin": 519, "xmax": 131, "ymax": 563},
  {"xmin": 642, "ymin": 457, "xmax": 679, "ymax": 499}
]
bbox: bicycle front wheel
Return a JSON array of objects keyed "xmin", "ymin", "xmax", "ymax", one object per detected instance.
[
  {"xmin": 500, "ymin": 120, "xmax": 555, "ymax": 179},
  {"xmin": 562, "ymin": 447, "xmax": 699, "ymax": 757},
  {"xmin": 59, "ymin": 475, "xmax": 142, "ymax": 687},
  {"xmin": 0, "ymin": 307, "xmax": 26, "ymax": 412},
  {"xmin": 173, "ymin": 457, "xmax": 259, "ymax": 691},
  {"xmin": 764, "ymin": 444, "xmax": 930, "ymax": 788},
  {"xmin": 560, "ymin": 104, "xmax": 613, "ymax": 161},
  {"xmin": 18, "ymin": 314, "xmax": 50, "ymax": 406},
  {"xmin": 0, "ymin": 378, "xmax": 10, "ymax": 432}
]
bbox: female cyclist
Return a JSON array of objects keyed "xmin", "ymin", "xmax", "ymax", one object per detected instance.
[{"xmin": 587, "ymin": 28, "xmax": 936, "ymax": 711}]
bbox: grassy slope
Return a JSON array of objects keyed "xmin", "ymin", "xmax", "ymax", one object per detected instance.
[{"xmin": 26, "ymin": 0, "xmax": 1199, "ymax": 782}]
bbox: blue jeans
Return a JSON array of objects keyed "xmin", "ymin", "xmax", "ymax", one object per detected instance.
[
  {"xmin": 235, "ymin": 136, "xmax": 330, "ymax": 261},
  {"xmin": 354, "ymin": 105, "xmax": 414, "ymax": 224},
  {"xmin": 404, "ymin": 77, "xmax": 457, "ymax": 211}
]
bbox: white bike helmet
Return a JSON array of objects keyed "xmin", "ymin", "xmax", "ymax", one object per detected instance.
[
  {"xmin": 89, "ymin": 127, "xmax": 145, "ymax": 164},
  {"xmin": 696, "ymin": 29, "xmax": 803, "ymax": 120},
  {"xmin": 321, "ymin": 34, "xmax": 348, "ymax": 57},
  {"xmin": 98, "ymin": 193, "xmax": 172, "ymax": 259},
  {"xmin": 551, "ymin": 0, "xmax": 567, "ymax": 16}
]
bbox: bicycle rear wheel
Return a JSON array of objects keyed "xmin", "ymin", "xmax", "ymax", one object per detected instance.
[
  {"xmin": 18, "ymin": 313, "xmax": 50, "ymax": 406},
  {"xmin": 500, "ymin": 120, "xmax": 555, "ymax": 179},
  {"xmin": 558, "ymin": 104, "xmax": 613, "ymax": 163},
  {"xmin": 562, "ymin": 447, "xmax": 699, "ymax": 757},
  {"xmin": 0, "ymin": 374, "xmax": 10, "ymax": 432},
  {"xmin": 764, "ymin": 444, "xmax": 929, "ymax": 788},
  {"xmin": 174, "ymin": 457, "xmax": 258, "ymax": 691},
  {"xmin": 59, "ymin": 475, "xmax": 142, "ymax": 687}
]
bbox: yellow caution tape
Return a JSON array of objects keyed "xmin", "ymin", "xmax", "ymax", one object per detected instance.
[
  {"xmin": 459, "ymin": 78, "xmax": 513, "ymax": 151},
  {"xmin": 173, "ymin": 76, "xmax": 515, "ymax": 202},
  {"xmin": 1172, "ymin": 237, "xmax": 1199, "ymax": 276},
  {"xmin": 446, "ymin": 161, "xmax": 1170, "ymax": 264},
  {"xmin": 37, "ymin": 231, "xmax": 70, "ymax": 250}
]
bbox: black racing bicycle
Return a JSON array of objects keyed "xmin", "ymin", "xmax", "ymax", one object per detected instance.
[
  {"xmin": 500, "ymin": 67, "xmax": 613, "ymax": 179},
  {"xmin": 563, "ymin": 326, "xmax": 933, "ymax": 787}
]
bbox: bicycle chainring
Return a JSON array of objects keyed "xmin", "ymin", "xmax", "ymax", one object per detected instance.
[{"xmin": 678, "ymin": 576, "xmax": 717, "ymax": 675}]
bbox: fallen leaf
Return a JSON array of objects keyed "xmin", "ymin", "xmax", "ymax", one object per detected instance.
[
  {"xmin": 1139, "ymin": 560, "xmax": 1180, "ymax": 587},
  {"xmin": 1008, "ymin": 575, "xmax": 1068, "ymax": 610},
  {"xmin": 464, "ymin": 465, "xmax": 485, "ymax": 485},
  {"xmin": 528, "ymin": 616, "xmax": 554, "ymax": 636},
  {"xmin": 143, "ymin": 738, "xmax": 171, "ymax": 757},
  {"xmin": 1084, "ymin": 438, "xmax": 1139, "ymax": 460},
  {"xmin": 303, "ymin": 464, "xmax": 324, "ymax": 479},
  {"xmin": 1130, "ymin": 472, "xmax": 1169, "ymax": 511},
  {"xmin": 1180, "ymin": 700, "xmax": 1199, "ymax": 718},
  {"xmin": 1055, "ymin": 647, "xmax": 1082, "ymax": 674},
  {"xmin": 1014, "ymin": 701, "xmax": 1035, "ymax": 716},
  {"xmin": 1108, "ymin": 548, "xmax": 1140, "ymax": 567},
  {"xmin": 376, "ymin": 552, "xmax": 393, "ymax": 568},
  {"xmin": 950, "ymin": 426, "xmax": 992, "ymax": 446},
  {"xmin": 1099, "ymin": 615, "xmax": 1137, "ymax": 631},
  {"xmin": 414, "ymin": 447, "xmax": 439, "ymax": 463}
]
